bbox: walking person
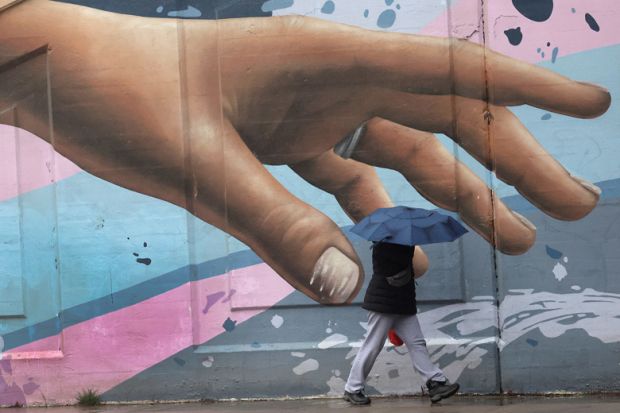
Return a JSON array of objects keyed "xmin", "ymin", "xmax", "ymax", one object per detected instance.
[{"xmin": 343, "ymin": 241, "xmax": 459, "ymax": 405}]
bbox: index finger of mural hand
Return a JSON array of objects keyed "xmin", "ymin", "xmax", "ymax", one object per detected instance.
[
  {"xmin": 196, "ymin": 120, "xmax": 363, "ymax": 304},
  {"xmin": 352, "ymin": 31, "xmax": 610, "ymax": 118},
  {"xmin": 220, "ymin": 16, "xmax": 611, "ymax": 117},
  {"xmin": 290, "ymin": 151, "xmax": 429, "ymax": 276},
  {"xmin": 219, "ymin": 16, "xmax": 609, "ymax": 117},
  {"xmin": 350, "ymin": 118, "xmax": 536, "ymax": 255},
  {"xmin": 485, "ymin": 49, "xmax": 610, "ymax": 118},
  {"xmin": 375, "ymin": 91, "xmax": 602, "ymax": 221}
]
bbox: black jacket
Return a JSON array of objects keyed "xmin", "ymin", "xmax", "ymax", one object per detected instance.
[{"xmin": 362, "ymin": 242, "xmax": 417, "ymax": 315}]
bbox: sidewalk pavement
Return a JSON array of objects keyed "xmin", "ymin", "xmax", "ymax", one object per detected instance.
[{"xmin": 4, "ymin": 395, "xmax": 620, "ymax": 413}]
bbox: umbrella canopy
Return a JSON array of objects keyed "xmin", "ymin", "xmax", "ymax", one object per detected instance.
[{"xmin": 351, "ymin": 206, "xmax": 468, "ymax": 246}]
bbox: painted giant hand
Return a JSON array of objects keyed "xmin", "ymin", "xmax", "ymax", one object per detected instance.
[{"xmin": 0, "ymin": 0, "xmax": 610, "ymax": 304}]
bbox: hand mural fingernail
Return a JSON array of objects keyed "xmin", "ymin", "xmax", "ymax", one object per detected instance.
[
  {"xmin": 511, "ymin": 211, "xmax": 537, "ymax": 232},
  {"xmin": 571, "ymin": 175, "xmax": 602, "ymax": 197},
  {"xmin": 311, "ymin": 247, "xmax": 360, "ymax": 303}
]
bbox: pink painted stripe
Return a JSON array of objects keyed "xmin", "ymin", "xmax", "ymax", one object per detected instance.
[
  {"xmin": 0, "ymin": 125, "xmax": 81, "ymax": 202},
  {"xmin": 421, "ymin": 0, "xmax": 620, "ymax": 63},
  {"xmin": 0, "ymin": 264, "xmax": 294, "ymax": 406}
]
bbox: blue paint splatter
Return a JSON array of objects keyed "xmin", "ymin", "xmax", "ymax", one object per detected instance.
[
  {"xmin": 585, "ymin": 13, "xmax": 600, "ymax": 32},
  {"xmin": 203, "ymin": 291, "xmax": 226, "ymax": 314},
  {"xmin": 136, "ymin": 257, "xmax": 152, "ymax": 266},
  {"xmin": 526, "ymin": 338, "xmax": 538, "ymax": 347},
  {"xmin": 551, "ymin": 46, "xmax": 559, "ymax": 63},
  {"xmin": 1, "ymin": 359, "xmax": 13, "ymax": 374},
  {"xmin": 223, "ymin": 317, "xmax": 237, "ymax": 332},
  {"xmin": 261, "ymin": 0, "xmax": 294, "ymax": 12},
  {"xmin": 321, "ymin": 1, "xmax": 335, "ymax": 14},
  {"xmin": 173, "ymin": 357, "xmax": 186, "ymax": 366},
  {"xmin": 377, "ymin": 9, "xmax": 397, "ymax": 28},
  {"xmin": 504, "ymin": 27, "xmax": 523, "ymax": 45},
  {"xmin": 22, "ymin": 381, "xmax": 40, "ymax": 395},
  {"xmin": 545, "ymin": 245, "xmax": 563, "ymax": 259},
  {"xmin": 541, "ymin": 113, "xmax": 552, "ymax": 120},
  {"xmin": 557, "ymin": 313, "xmax": 597, "ymax": 325},
  {"xmin": 541, "ymin": 51, "xmax": 545, "ymax": 58},
  {"xmin": 222, "ymin": 289, "xmax": 237, "ymax": 303},
  {"xmin": 251, "ymin": 341, "xmax": 261, "ymax": 348},
  {"xmin": 571, "ymin": 8, "xmax": 576, "ymax": 14},
  {"xmin": 537, "ymin": 47, "xmax": 541, "ymax": 53},
  {"xmin": 167, "ymin": 6, "xmax": 202, "ymax": 18},
  {"xmin": 364, "ymin": 9, "xmax": 369, "ymax": 18},
  {"xmin": 396, "ymin": 4, "xmax": 401, "ymax": 10},
  {"xmin": 386, "ymin": 0, "xmax": 394, "ymax": 5},
  {"xmin": 512, "ymin": 0, "xmax": 553, "ymax": 22}
]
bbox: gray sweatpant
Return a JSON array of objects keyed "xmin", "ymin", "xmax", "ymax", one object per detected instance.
[{"xmin": 345, "ymin": 311, "xmax": 446, "ymax": 392}]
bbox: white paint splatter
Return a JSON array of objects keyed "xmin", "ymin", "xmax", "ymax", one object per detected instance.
[
  {"xmin": 345, "ymin": 345, "xmax": 360, "ymax": 360},
  {"xmin": 563, "ymin": 256, "xmax": 569, "ymax": 263},
  {"xmin": 340, "ymin": 286, "xmax": 620, "ymax": 395},
  {"xmin": 293, "ymin": 358, "xmax": 319, "ymax": 375},
  {"xmin": 472, "ymin": 295, "xmax": 494, "ymax": 301},
  {"xmin": 271, "ymin": 314, "xmax": 284, "ymax": 328},
  {"xmin": 326, "ymin": 375, "xmax": 346, "ymax": 396},
  {"xmin": 501, "ymin": 288, "xmax": 620, "ymax": 344},
  {"xmin": 332, "ymin": 369, "xmax": 341, "ymax": 377},
  {"xmin": 326, "ymin": 328, "xmax": 333, "ymax": 334},
  {"xmin": 201, "ymin": 356, "xmax": 214, "ymax": 368},
  {"xmin": 291, "ymin": 352, "xmax": 305, "ymax": 358},
  {"xmin": 553, "ymin": 262, "xmax": 568, "ymax": 281},
  {"xmin": 318, "ymin": 333, "xmax": 348, "ymax": 349}
]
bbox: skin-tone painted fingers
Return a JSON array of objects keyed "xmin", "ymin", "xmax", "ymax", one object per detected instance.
[
  {"xmin": 220, "ymin": 16, "xmax": 610, "ymax": 118},
  {"xmin": 190, "ymin": 120, "xmax": 364, "ymax": 304},
  {"xmin": 372, "ymin": 91, "xmax": 601, "ymax": 221},
  {"xmin": 291, "ymin": 150, "xmax": 429, "ymax": 276},
  {"xmin": 309, "ymin": 17, "xmax": 610, "ymax": 117},
  {"xmin": 349, "ymin": 118, "xmax": 536, "ymax": 255}
]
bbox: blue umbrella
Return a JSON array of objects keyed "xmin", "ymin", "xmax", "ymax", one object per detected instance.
[{"xmin": 351, "ymin": 206, "xmax": 468, "ymax": 246}]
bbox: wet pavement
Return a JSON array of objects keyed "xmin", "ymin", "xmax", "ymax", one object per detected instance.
[{"xmin": 3, "ymin": 395, "xmax": 620, "ymax": 413}]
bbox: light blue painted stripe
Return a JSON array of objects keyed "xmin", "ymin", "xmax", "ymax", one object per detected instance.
[
  {"xmin": 0, "ymin": 172, "xmax": 242, "ymax": 335},
  {"xmin": 1, "ymin": 248, "xmax": 262, "ymax": 351}
]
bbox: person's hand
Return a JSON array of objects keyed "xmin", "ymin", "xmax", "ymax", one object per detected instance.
[{"xmin": 1, "ymin": 3, "xmax": 610, "ymax": 305}]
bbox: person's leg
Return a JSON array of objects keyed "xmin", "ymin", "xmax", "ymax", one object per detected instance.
[
  {"xmin": 393, "ymin": 314, "xmax": 445, "ymax": 381},
  {"xmin": 344, "ymin": 311, "xmax": 393, "ymax": 396},
  {"xmin": 393, "ymin": 314, "xmax": 459, "ymax": 403}
]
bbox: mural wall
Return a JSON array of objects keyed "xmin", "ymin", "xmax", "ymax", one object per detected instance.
[{"xmin": 1, "ymin": 0, "xmax": 618, "ymax": 406}]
